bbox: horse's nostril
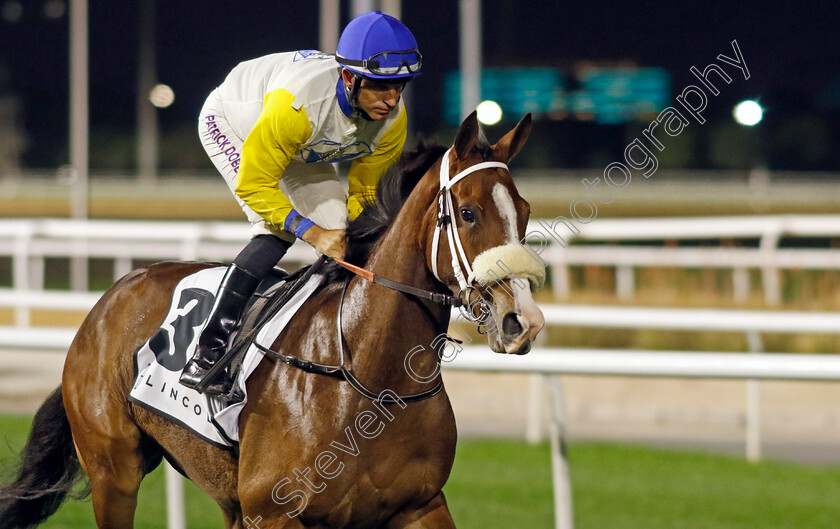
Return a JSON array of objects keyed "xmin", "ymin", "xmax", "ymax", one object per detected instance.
[{"xmin": 502, "ymin": 312, "xmax": 523, "ymax": 336}]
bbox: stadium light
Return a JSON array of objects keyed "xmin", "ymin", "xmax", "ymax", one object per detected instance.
[
  {"xmin": 1, "ymin": 1, "xmax": 22, "ymax": 22},
  {"xmin": 733, "ymin": 100, "xmax": 763, "ymax": 126},
  {"xmin": 476, "ymin": 100, "xmax": 502, "ymax": 125},
  {"xmin": 149, "ymin": 84, "xmax": 175, "ymax": 108}
]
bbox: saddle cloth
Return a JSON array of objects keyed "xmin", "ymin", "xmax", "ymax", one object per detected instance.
[{"xmin": 128, "ymin": 265, "xmax": 324, "ymax": 449}]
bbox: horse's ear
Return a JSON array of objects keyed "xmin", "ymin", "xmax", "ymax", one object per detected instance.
[
  {"xmin": 454, "ymin": 111, "xmax": 480, "ymax": 160},
  {"xmin": 493, "ymin": 113, "xmax": 532, "ymax": 163}
]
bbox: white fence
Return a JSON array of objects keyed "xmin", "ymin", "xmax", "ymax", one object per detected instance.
[
  {"xmin": 3, "ymin": 215, "xmax": 840, "ymax": 306},
  {"xmin": 445, "ymin": 347, "xmax": 840, "ymax": 529},
  {"xmin": 0, "ymin": 218, "xmax": 316, "ymax": 293},
  {"xmin": 534, "ymin": 214, "xmax": 840, "ymax": 304}
]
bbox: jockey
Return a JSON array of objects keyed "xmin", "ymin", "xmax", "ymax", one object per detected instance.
[{"xmin": 180, "ymin": 10, "xmax": 422, "ymax": 394}]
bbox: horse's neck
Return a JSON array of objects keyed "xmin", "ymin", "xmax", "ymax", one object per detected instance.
[{"xmin": 342, "ymin": 186, "xmax": 449, "ymax": 395}]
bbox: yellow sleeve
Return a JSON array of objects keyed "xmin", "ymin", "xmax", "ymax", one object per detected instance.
[
  {"xmin": 346, "ymin": 106, "xmax": 407, "ymax": 219},
  {"xmin": 235, "ymin": 89, "xmax": 312, "ymax": 227}
]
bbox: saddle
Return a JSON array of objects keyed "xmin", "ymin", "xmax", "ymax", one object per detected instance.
[{"xmin": 201, "ymin": 256, "xmax": 330, "ymax": 400}]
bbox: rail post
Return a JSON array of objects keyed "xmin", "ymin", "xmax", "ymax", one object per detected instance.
[
  {"xmin": 12, "ymin": 233, "xmax": 31, "ymax": 326},
  {"xmin": 745, "ymin": 330, "xmax": 764, "ymax": 462},
  {"xmin": 526, "ymin": 331, "xmax": 549, "ymax": 444},
  {"xmin": 165, "ymin": 462, "xmax": 186, "ymax": 529},
  {"xmin": 547, "ymin": 375, "xmax": 574, "ymax": 529},
  {"xmin": 759, "ymin": 227, "xmax": 781, "ymax": 306}
]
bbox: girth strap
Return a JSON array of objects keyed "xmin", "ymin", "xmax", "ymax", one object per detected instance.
[{"xmin": 195, "ymin": 257, "xmax": 327, "ymax": 394}]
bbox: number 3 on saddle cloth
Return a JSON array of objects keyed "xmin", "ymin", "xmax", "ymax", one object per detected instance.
[{"xmin": 128, "ymin": 259, "xmax": 327, "ymax": 449}]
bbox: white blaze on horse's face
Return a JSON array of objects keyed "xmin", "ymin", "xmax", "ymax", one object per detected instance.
[
  {"xmin": 470, "ymin": 182, "xmax": 545, "ymax": 355},
  {"xmin": 492, "ymin": 183, "xmax": 519, "ymax": 243}
]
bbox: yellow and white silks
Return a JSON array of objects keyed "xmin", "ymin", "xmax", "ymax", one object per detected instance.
[{"xmin": 198, "ymin": 50, "xmax": 406, "ymax": 240}]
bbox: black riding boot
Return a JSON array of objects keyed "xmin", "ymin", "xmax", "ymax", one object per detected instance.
[
  {"xmin": 179, "ymin": 263, "xmax": 261, "ymax": 395},
  {"xmin": 180, "ymin": 234, "xmax": 293, "ymax": 395}
]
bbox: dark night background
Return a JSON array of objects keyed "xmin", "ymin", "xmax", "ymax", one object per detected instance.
[{"xmin": 2, "ymin": 0, "xmax": 840, "ymax": 173}]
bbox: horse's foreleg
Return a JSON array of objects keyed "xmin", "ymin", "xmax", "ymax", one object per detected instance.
[{"xmin": 385, "ymin": 492, "xmax": 457, "ymax": 529}]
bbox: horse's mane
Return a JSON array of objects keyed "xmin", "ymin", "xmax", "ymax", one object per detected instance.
[
  {"xmin": 321, "ymin": 141, "xmax": 448, "ymax": 283},
  {"xmin": 319, "ymin": 131, "xmax": 496, "ymax": 284}
]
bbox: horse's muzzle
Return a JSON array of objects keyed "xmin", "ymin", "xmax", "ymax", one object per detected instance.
[{"xmin": 494, "ymin": 310, "xmax": 544, "ymax": 355}]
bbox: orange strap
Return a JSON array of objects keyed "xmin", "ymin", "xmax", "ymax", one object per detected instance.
[{"xmin": 333, "ymin": 258, "xmax": 376, "ymax": 282}]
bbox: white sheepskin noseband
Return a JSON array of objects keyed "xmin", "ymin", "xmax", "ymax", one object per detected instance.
[{"xmin": 471, "ymin": 243, "xmax": 546, "ymax": 292}]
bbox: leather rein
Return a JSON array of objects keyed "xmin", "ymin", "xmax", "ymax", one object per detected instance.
[{"xmin": 333, "ymin": 258, "xmax": 462, "ymax": 307}]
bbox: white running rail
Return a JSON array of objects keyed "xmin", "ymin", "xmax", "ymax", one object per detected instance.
[{"xmin": 3, "ymin": 216, "xmax": 840, "ymax": 306}]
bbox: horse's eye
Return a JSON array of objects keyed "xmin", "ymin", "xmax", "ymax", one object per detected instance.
[{"xmin": 460, "ymin": 207, "xmax": 476, "ymax": 223}]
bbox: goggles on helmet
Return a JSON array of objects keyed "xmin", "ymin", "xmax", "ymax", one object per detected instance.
[{"xmin": 337, "ymin": 49, "xmax": 422, "ymax": 77}]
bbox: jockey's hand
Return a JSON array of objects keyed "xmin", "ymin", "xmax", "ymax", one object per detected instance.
[{"xmin": 300, "ymin": 224, "xmax": 346, "ymax": 259}]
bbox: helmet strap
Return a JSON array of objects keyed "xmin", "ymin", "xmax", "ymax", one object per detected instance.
[{"xmin": 344, "ymin": 73, "xmax": 374, "ymax": 121}]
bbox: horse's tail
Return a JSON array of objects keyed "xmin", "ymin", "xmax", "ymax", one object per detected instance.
[{"xmin": 0, "ymin": 385, "xmax": 87, "ymax": 528}]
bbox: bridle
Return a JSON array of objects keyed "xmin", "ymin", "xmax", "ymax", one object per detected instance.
[
  {"xmin": 430, "ymin": 147, "xmax": 509, "ymax": 293},
  {"xmin": 335, "ymin": 147, "xmax": 509, "ymax": 314}
]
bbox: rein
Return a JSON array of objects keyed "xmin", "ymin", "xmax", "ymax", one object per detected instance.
[
  {"xmin": 255, "ymin": 277, "xmax": 443, "ymax": 404},
  {"xmin": 333, "ymin": 258, "xmax": 462, "ymax": 307}
]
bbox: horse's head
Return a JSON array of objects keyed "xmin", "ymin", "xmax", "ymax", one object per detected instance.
[{"xmin": 426, "ymin": 112, "xmax": 545, "ymax": 354}]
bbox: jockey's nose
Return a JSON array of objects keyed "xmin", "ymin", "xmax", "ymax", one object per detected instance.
[{"xmin": 382, "ymin": 88, "xmax": 400, "ymax": 107}]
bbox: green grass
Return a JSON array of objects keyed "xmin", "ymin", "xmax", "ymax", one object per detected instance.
[
  {"xmin": 2, "ymin": 416, "xmax": 840, "ymax": 528},
  {"xmin": 447, "ymin": 439, "xmax": 840, "ymax": 529}
]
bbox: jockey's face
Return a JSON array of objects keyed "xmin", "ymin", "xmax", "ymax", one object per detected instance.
[{"xmin": 342, "ymin": 69, "xmax": 405, "ymax": 120}]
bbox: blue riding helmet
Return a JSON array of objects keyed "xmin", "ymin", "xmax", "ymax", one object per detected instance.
[{"xmin": 336, "ymin": 11, "xmax": 422, "ymax": 80}]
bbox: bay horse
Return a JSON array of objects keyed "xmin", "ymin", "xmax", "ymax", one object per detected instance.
[{"xmin": 0, "ymin": 112, "xmax": 545, "ymax": 528}]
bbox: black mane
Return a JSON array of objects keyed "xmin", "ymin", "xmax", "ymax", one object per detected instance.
[{"xmin": 321, "ymin": 141, "xmax": 448, "ymax": 282}]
